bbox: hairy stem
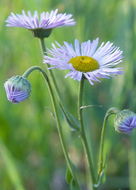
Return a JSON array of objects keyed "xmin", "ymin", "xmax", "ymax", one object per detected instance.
[
  {"xmin": 97, "ymin": 109, "xmax": 118, "ymax": 186},
  {"xmin": 39, "ymin": 38, "xmax": 60, "ymax": 99},
  {"xmin": 78, "ymin": 77, "xmax": 96, "ymax": 190},
  {"xmin": 23, "ymin": 66, "xmax": 80, "ymax": 188}
]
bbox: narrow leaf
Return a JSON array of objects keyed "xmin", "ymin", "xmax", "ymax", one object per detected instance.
[
  {"xmin": 70, "ymin": 179, "xmax": 80, "ymax": 190},
  {"xmin": 65, "ymin": 168, "xmax": 79, "ymax": 190},
  {"xmin": 60, "ymin": 104, "xmax": 80, "ymax": 131},
  {"xmin": 65, "ymin": 167, "xmax": 73, "ymax": 184}
]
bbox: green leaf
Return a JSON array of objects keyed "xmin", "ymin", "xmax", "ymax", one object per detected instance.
[
  {"xmin": 94, "ymin": 168, "xmax": 105, "ymax": 188},
  {"xmin": 60, "ymin": 104, "xmax": 80, "ymax": 131},
  {"xmin": 70, "ymin": 179, "xmax": 80, "ymax": 190},
  {"xmin": 65, "ymin": 167, "xmax": 73, "ymax": 184},
  {"xmin": 65, "ymin": 168, "xmax": 79, "ymax": 190}
]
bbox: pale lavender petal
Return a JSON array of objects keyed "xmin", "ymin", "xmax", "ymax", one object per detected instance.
[
  {"xmin": 88, "ymin": 38, "xmax": 99, "ymax": 56},
  {"xmin": 119, "ymin": 116, "xmax": 136, "ymax": 134},
  {"xmin": 6, "ymin": 9, "xmax": 76, "ymax": 30},
  {"xmin": 43, "ymin": 38, "xmax": 123, "ymax": 85},
  {"xmin": 74, "ymin": 39, "xmax": 81, "ymax": 56},
  {"xmin": 65, "ymin": 71, "xmax": 82, "ymax": 81}
]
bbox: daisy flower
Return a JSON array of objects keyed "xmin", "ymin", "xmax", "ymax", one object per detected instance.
[
  {"xmin": 114, "ymin": 110, "xmax": 136, "ymax": 134},
  {"xmin": 44, "ymin": 38, "xmax": 123, "ymax": 85},
  {"xmin": 4, "ymin": 76, "xmax": 31, "ymax": 103},
  {"xmin": 6, "ymin": 9, "xmax": 76, "ymax": 38}
]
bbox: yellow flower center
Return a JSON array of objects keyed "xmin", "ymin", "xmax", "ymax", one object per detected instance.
[{"xmin": 69, "ymin": 56, "xmax": 99, "ymax": 72}]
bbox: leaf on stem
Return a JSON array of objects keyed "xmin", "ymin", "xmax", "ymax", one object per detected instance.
[
  {"xmin": 65, "ymin": 167, "xmax": 73, "ymax": 184},
  {"xmin": 60, "ymin": 104, "xmax": 80, "ymax": 131},
  {"xmin": 65, "ymin": 168, "xmax": 80, "ymax": 190},
  {"xmin": 94, "ymin": 168, "xmax": 105, "ymax": 188}
]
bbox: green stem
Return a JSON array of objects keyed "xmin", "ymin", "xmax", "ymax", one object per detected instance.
[
  {"xmin": 78, "ymin": 77, "xmax": 96, "ymax": 190},
  {"xmin": 97, "ymin": 113, "xmax": 109, "ymax": 184},
  {"xmin": 40, "ymin": 38, "xmax": 46, "ymax": 54},
  {"xmin": 23, "ymin": 66, "xmax": 80, "ymax": 188},
  {"xmin": 22, "ymin": 66, "xmax": 42, "ymax": 78},
  {"xmin": 39, "ymin": 38, "xmax": 60, "ymax": 100},
  {"xmin": 97, "ymin": 109, "xmax": 118, "ymax": 186}
]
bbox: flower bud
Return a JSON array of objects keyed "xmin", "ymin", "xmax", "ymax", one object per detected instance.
[
  {"xmin": 114, "ymin": 109, "xmax": 136, "ymax": 134},
  {"xmin": 4, "ymin": 76, "xmax": 31, "ymax": 103}
]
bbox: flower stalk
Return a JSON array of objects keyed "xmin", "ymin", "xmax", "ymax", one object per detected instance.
[
  {"xmin": 97, "ymin": 108, "xmax": 119, "ymax": 186},
  {"xmin": 23, "ymin": 66, "xmax": 80, "ymax": 188},
  {"xmin": 78, "ymin": 77, "xmax": 96, "ymax": 190},
  {"xmin": 39, "ymin": 38, "xmax": 61, "ymax": 101}
]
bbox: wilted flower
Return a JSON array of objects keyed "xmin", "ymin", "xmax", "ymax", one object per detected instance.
[
  {"xmin": 114, "ymin": 109, "xmax": 136, "ymax": 134},
  {"xmin": 6, "ymin": 9, "xmax": 76, "ymax": 38},
  {"xmin": 4, "ymin": 76, "xmax": 31, "ymax": 103},
  {"xmin": 44, "ymin": 38, "xmax": 123, "ymax": 85}
]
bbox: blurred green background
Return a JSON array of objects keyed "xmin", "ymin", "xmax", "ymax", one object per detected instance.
[{"xmin": 0, "ymin": 0, "xmax": 136, "ymax": 189}]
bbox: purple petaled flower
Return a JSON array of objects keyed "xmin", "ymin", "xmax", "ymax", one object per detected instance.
[
  {"xmin": 44, "ymin": 38, "xmax": 123, "ymax": 85},
  {"xmin": 4, "ymin": 76, "xmax": 31, "ymax": 103},
  {"xmin": 6, "ymin": 9, "xmax": 76, "ymax": 38},
  {"xmin": 114, "ymin": 110, "xmax": 136, "ymax": 134}
]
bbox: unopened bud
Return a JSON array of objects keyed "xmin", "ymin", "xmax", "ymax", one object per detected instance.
[
  {"xmin": 4, "ymin": 75, "xmax": 31, "ymax": 103},
  {"xmin": 114, "ymin": 109, "xmax": 136, "ymax": 134}
]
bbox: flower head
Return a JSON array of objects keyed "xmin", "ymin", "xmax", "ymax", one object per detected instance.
[
  {"xmin": 44, "ymin": 38, "xmax": 123, "ymax": 85},
  {"xmin": 4, "ymin": 76, "xmax": 31, "ymax": 103},
  {"xmin": 6, "ymin": 9, "xmax": 76, "ymax": 38},
  {"xmin": 114, "ymin": 110, "xmax": 136, "ymax": 134}
]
